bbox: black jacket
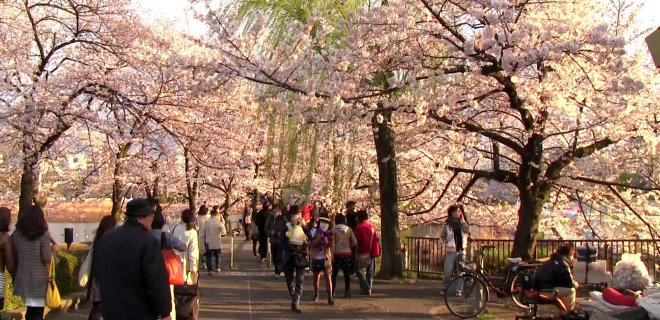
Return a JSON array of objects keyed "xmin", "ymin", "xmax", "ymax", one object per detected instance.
[
  {"xmin": 95, "ymin": 221, "xmax": 171, "ymax": 320},
  {"xmin": 345, "ymin": 210, "xmax": 358, "ymax": 231},
  {"xmin": 534, "ymin": 253, "xmax": 577, "ymax": 290}
]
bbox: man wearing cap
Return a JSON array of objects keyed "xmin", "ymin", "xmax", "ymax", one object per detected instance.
[{"xmin": 95, "ymin": 198, "xmax": 172, "ymax": 320}]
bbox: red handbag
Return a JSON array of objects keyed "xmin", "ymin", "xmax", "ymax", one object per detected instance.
[{"xmin": 161, "ymin": 233, "xmax": 184, "ymax": 285}]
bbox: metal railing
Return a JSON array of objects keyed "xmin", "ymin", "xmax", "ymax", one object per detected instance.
[{"xmin": 404, "ymin": 237, "xmax": 660, "ymax": 282}]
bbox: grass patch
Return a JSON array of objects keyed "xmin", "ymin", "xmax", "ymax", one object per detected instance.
[{"xmin": 3, "ymin": 271, "xmax": 22, "ymax": 311}]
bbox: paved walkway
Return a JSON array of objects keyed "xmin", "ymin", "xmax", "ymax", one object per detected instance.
[{"xmin": 54, "ymin": 238, "xmax": 545, "ymax": 320}]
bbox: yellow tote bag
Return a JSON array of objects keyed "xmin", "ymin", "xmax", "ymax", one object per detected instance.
[{"xmin": 46, "ymin": 256, "xmax": 61, "ymax": 309}]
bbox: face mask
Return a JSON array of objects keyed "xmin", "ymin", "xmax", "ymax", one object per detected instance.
[{"xmin": 319, "ymin": 222, "xmax": 329, "ymax": 232}]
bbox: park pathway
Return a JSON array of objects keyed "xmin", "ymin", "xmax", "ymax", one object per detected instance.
[{"xmin": 55, "ymin": 237, "xmax": 529, "ymax": 320}]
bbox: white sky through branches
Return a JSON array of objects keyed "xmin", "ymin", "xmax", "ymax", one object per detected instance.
[{"xmin": 135, "ymin": 0, "xmax": 659, "ymax": 39}]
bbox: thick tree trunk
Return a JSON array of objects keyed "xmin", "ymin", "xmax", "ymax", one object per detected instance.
[
  {"xmin": 372, "ymin": 106, "xmax": 403, "ymax": 279},
  {"xmin": 184, "ymin": 147, "xmax": 198, "ymax": 214},
  {"xmin": 510, "ymin": 189, "xmax": 545, "ymax": 259},
  {"xmin": 18, "ymin": 155, "xmax": 40, "ymax": 218}
]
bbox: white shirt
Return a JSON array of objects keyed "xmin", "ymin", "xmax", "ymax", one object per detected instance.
[{"xmin": 172, "ymin": 223, "xmax": 199, "ymax": 275}]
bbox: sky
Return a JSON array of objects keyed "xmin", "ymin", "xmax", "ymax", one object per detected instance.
[{"xmin": 134, "ymin": 0, "xmax": 659, "ymax": 44}]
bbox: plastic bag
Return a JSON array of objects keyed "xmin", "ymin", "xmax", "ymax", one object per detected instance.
[
  {"xmin": 77, "ymin": 247, "xmax": 93, "ymax": 287},
  {"xmin": 611, "ymin": 253, "xmax": 652, "ymax": 291}
]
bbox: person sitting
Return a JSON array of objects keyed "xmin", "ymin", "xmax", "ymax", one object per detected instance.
[{"xmin": 533, "ymin": 244, "xmax": 578, "ymax": 310}]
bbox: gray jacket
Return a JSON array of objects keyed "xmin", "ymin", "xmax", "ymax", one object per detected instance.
[{"xmin": 11, "ymin": 231, "xmax": 52, "ymax": 299}]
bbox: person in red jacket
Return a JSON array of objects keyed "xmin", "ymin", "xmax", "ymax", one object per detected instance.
[{"xmin": 354, "ymin": 210, "xmax": 380, "ymax": 296}]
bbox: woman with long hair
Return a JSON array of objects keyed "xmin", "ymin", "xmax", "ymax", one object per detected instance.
[
  {"xmin": 11, "ymin": 205, "xmax": 52, "ymax": 320},
  {"xmin": 87, "ymin": 215, "xmax": 117, "ymax": 320}
]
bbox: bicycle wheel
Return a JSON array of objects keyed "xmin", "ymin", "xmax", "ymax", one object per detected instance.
[
  {"xmin": 444, "ymin": 274, "xmax": 489, "ymax": 318},
  {"xmin": 510, "ymin": 269, "xmax": 533, "ymax": 308}
]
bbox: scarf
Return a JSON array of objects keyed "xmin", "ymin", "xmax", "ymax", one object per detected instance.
[{"xmin": 447, "ymin": 217, "xmax": 463, "ymax": 250}]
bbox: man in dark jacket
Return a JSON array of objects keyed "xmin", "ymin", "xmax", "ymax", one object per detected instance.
[
  {"xmin": 95, "ymin": 198, "xmax": 172, "ymax": 320},
  {"xmin": 344, "ymin": 201, "xmax": 358, "ymax": 231},
  {"xmin": 533, "ymin": 244, "xmax": 578, "ymax": 310},
  {"xmin": 255, "ymin": 202, "xmax": 271, "ymax": 262},
  {"xmin": 265, "ymin": 204, "xmax": 285, "ymax": 278}
]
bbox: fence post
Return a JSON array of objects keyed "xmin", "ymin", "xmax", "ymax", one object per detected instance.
[
  {"xmin": 416, "ymin": 240, "xmax": 421, "ymax": 278},
  {"xmin": 230, "ymin": 236, "xmax": 234, "ymax": 270}
]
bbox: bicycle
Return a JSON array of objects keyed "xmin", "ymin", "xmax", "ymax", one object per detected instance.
[{"xmin": 444, "ymin": 245, "xmax": 544, "ymax": 318}]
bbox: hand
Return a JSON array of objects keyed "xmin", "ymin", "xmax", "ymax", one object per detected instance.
[{"xmin": 161, "ymin": 316, "xmax": 172, "ymax": 320}]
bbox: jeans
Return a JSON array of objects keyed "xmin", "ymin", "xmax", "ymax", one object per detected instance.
[
  {"xmin": 356, "ymin": 258, "xmax": 375, "ymax": 292},
  {"xmin": 285, "ymin": 266, "xmax": 306, "ymax": 305},
  {"xmin": 206, "ymin": 248, "xmax": 221, "ymax": 271},
  {"xmin": 443, "ymin": 251, "xmax": 464, "ymax": 293}
]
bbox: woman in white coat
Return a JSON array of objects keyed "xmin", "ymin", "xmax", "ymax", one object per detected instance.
[
  {"xmin": 202, "ymin": 209, "xmax": 227, "ymax": 274},
  {"xmin": 440, "ymin": 204, "xmax": 470, "ymax": 296}
]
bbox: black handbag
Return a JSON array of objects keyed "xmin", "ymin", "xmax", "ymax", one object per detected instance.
[
  {"xmin": 290, "ymin": 244, "xmax": 310, "ymax": 268},
  {"xmin": 174, "ymin": 273, "xmax": 200, "ymax": 320}
]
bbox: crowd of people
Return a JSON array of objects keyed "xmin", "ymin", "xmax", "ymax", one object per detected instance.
[
  {"xmin": 0, "ymin": 193, "xmax": 584, "ymax": 319},
  {"xmin": 240, "ymin": 194, "xmax": 381, "ymax": 313}
]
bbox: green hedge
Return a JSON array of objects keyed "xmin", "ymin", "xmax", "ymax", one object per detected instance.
[
  {"xmin": 3, "ymin": 271, "xmax": 22, "ymax": 311},
  {"xmin": 55, "ymin": 250, "xmax": 80, "ymax": 297}
]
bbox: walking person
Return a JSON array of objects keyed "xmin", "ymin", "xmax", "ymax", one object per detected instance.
[
  {"xmin": 196, "ymin": 204, "xmax": 210, "ymax": 272},
  {"xmin": 87, "ymin": 215, "xmax": 117, "ymax": 320},
  {"xmin": 11, "ymin": 205, "xmax": 53, "ymax": 320},
  {"xmin": 331, "ymin": 214, "xmax": 357, "ymax": 299},
  {"xmin": 150, "ymin": 206, "xmax": 186, "ymax": 320},
  {"xmin": 242, "ymin": 202, "xmax": 252, "ymax": 241},
  {"xmin": 202, "ymin": 208, "xmax": 227, "ymax": 274},
  {"xmin": 265, "ymin": 204, "xmax": 285, "ymax": 278},
  {"xmin": 278, "ymin": 205, "xmax": 309, "ymax": 313},
  {"xmin": 250, "ymin": 207, "xmax": 260, "ymax": 258},
  {"xmin": 344, "ymin": 201, "xmax": 358, "ymax": 231},
  {"xmin": 439, "ymin": 204, "xmax": 470, "ymax": 296},
  {"xmin": 95, "ymin": 198, "xmax": 171, "ymax": 319},
  {"xmin": 255, "ymin": 202, "xmax": 270, "ymax": 263},
  {"xmin": 0, "ymin": 207, "xmax": 16, "ymax": 310},
  {"xmin": 309, "ymin": 217, "xmax": 334, "ymax": 305},
  {"xmin": 354, "ymin": 210, "xmax": 380, "ymax": 296},
  {"xmin": 172, "ymin": 209, "xmax": 200, "ymax": 284}
]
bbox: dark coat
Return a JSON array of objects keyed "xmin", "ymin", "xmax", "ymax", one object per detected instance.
[
  {"xmin": 95, "ymin": 221, "xmax": 171, "ymax": 320},
  {"xmin": 534, "ymin": 253, "xmax": 577, "ymax": 290},
  {"xmin": 255, "ymin": 209, "xmax": 269, "ymax": 237},
  {"xmin": 345, "ymin": 210, "xmax": 358, "ymax": 231}
]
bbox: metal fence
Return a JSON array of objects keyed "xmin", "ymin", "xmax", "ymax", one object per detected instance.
[{"xmin": 403, "ymin": 237, "xmax": 660, "ymax": 282}]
